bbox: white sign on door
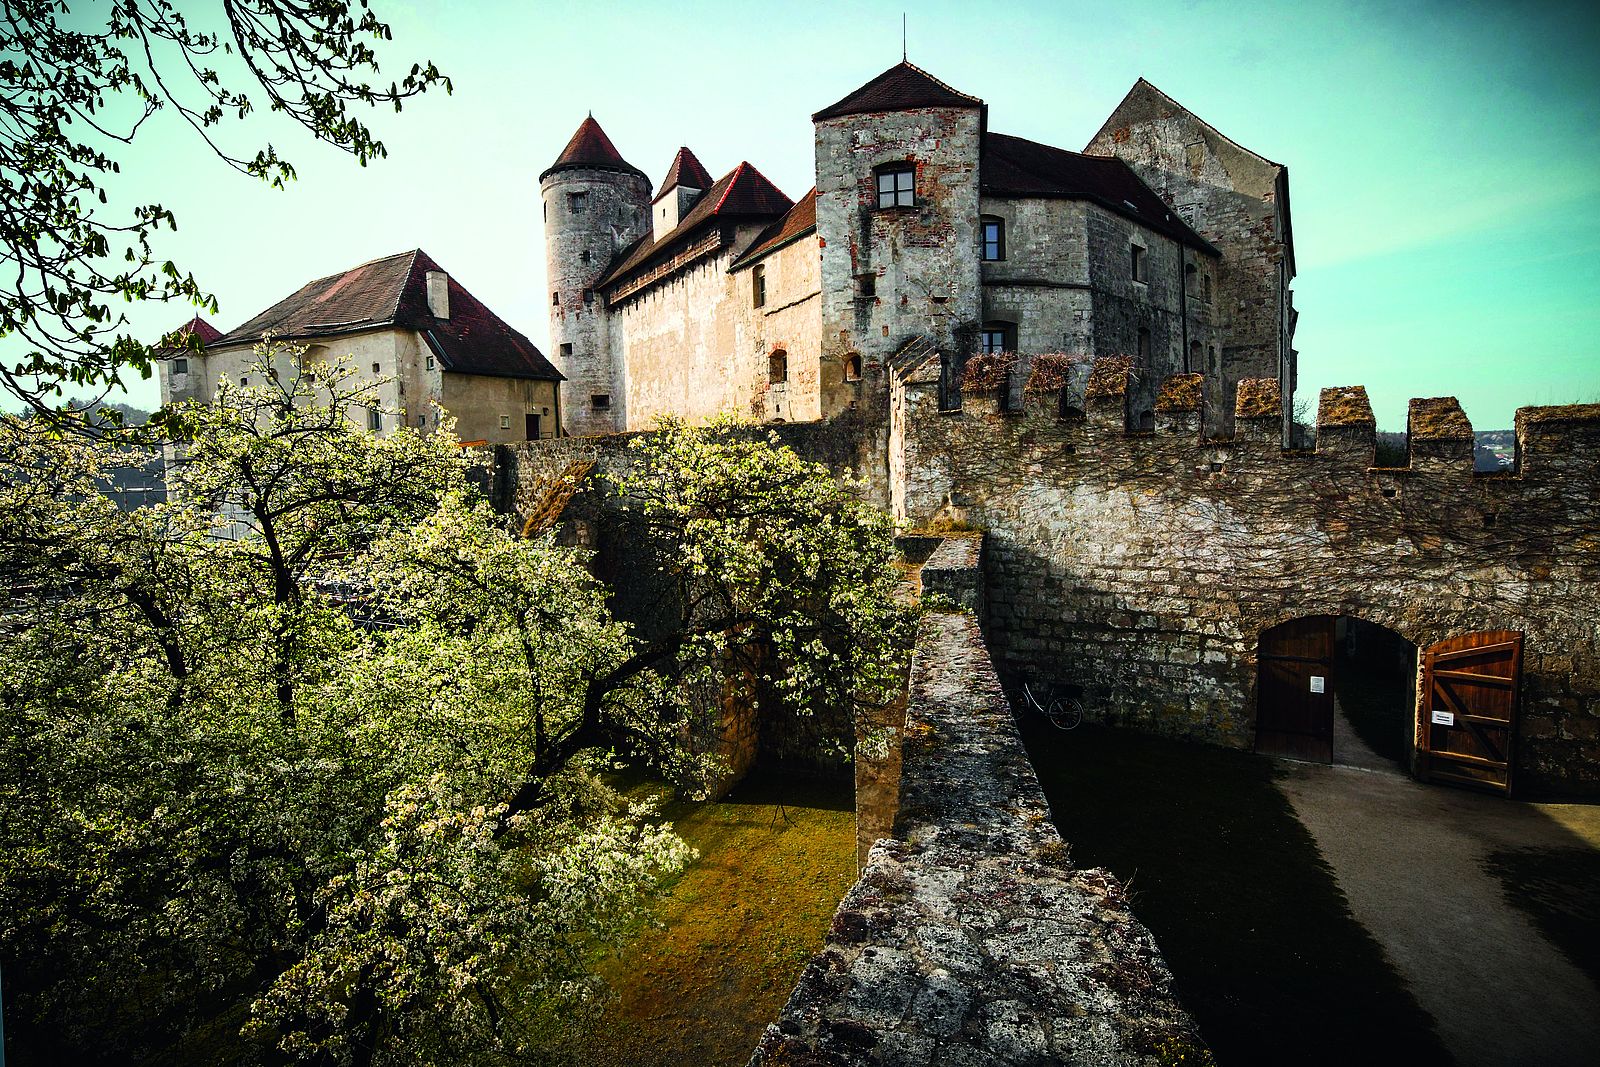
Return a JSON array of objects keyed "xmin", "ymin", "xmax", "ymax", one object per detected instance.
[
  {"xmin": 1432, "ymin": 710, "xmax": 1455, "ymax": 726},
  {"xmin": 1309, "ymin": 676, "xmax": 1325, "ymax": 694}
]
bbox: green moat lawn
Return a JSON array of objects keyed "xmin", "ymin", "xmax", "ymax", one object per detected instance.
[{"xmin": 570, "ymin": 773, "xmax": 857, "ymax": 1067}]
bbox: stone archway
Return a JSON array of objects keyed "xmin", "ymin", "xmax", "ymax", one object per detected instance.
[{"xmin": 1256, "ymin": 615, "xmax": 1417, "ymax": 769}]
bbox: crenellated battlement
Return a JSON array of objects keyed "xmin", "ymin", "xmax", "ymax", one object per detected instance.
[{"xmin": 931, "ymin": 356, "xmax": 1600, "ymax": 489}]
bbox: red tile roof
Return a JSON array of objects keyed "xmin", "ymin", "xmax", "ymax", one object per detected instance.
[
  {"xmin": 598, "ymin": 162, "xmax": 793, "ymax": 290},
  {"xmin": 653, "ymin": 146, "xmax": 715, "ymax": 202},
  {"xmin": 157, "ymin": 315, "xmax": 223, "ymax": 355},
  {"xmin": 216, "ymin": 250, "xmax": 561, "ymax": 381},
  {"xmin": 540, "ymin": 115, "xmax": 648, "ymax": 183},
  {"xmin": 730, "ymin": 188, "xmax": 818, "ymax": 271},
  {"xmin": 813, "ymin": 61, "xmax": 983, "ymax": 121},
  {"xmin": 982, "ymin": 132, "xmax": 1217, "ymax": 254}
]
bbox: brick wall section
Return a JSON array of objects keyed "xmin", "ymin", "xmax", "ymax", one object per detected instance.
[
  {"xmin": 893, "ymin": 363, "xmax": 1600, "ymax": 795},
  {"xmin": 749, "ymin": 605, "xmax": 1202, "ymax": 1066}
]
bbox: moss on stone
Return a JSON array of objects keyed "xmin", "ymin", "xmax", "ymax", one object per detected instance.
[
  {"xmin": 1408, "ymin": 396, "xmax": 1473, "ymax": 440},
  {"xmin": 1087, "ymin": 355, "xmax": 1134, "ymax": 399},
  {"xmin": 1155, "ymin": 373, "xmax": 1204, "ymax": 413},
  {"xmin": 1234, "ymin": 377, "xmax": 1281, "ymax": 418},
  {"xmin": 1318, "ymin": 385, "xmax": 1375, "ymax": 427}
]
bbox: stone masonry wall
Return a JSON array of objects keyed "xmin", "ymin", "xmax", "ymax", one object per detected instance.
[
  {"xmin": 749, "ymin": 603, "xmax": 1203, "ymax": 1066},
  {"xmin": 895, "ymin": 364, "xmax": 1600, "ymax": 795},
  {"xmin": 1087, "ymin": 83, "xmax": 1293, "ymax": 438}
]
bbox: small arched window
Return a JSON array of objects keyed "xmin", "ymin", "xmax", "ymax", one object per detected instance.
[
  {"xmin": 769, "ymin": 349, "xmax": 788, "ymax": 384},
  {"xmin": 875, "ymin": 163, "xmax": 916, "ymax": 209},
  {"xmin": 843, "ymin": 352, "xmax": 862, "ymax": 382}
]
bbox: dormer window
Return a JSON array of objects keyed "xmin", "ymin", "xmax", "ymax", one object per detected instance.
[
  {"xmin": 876, "ymin": 163, "xmax": 916, "ymax": 209},
  {"xmin": 981, "ymin": 216, "xmax": 1005, "ymax": 261}
]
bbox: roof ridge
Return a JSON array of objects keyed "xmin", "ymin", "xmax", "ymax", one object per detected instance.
[
  {"xmin": 389, "ymin": 248, "xmax": 426, "ymax": 326},
  {"xmin": 901, "ymin": 60, "xmax": 982, "ymax": 104},
  {"xmin": 711, "ymin": 162, "xmax": 749, "ymax": 214},
  {"xmin": 1122, "ymin": 78, "xmax": 1283, "ymax": 169}
]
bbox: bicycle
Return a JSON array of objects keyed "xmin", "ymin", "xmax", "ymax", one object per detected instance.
[{"xmin": 1021, "ymin": 678, "xmax": 1083, "ymax": 730}]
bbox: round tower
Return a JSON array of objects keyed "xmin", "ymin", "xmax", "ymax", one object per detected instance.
[{"xmin": 540, "ymin": 115, "xmax": 650, "ymax": 435}]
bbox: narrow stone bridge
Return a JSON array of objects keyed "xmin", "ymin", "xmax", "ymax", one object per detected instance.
[{"xmin": 749, "ymin": 542, "xmax": 1202, "ymax": 1066}]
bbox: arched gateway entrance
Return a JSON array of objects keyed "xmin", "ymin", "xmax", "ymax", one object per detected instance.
[{"xmin": 1256, "ymin": 617, "xmax": 1526, "ymax": 794}]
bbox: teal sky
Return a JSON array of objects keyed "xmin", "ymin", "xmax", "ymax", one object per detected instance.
[{"xmin": 51, "ymin": 0, "xmax": 1600, "ymax": 430}]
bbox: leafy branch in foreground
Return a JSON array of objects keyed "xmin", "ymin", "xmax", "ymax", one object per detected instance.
[
  {"xmin": 0, "ymin": 347, "xmax": 914, "ymax": 1065},
  {"xmin": 0, "ymin": 0, "xmax": 450, "ymax": 409}
]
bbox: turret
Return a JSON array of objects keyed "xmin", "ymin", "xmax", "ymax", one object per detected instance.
[
  {"xmin": 540, "ymin": 115, "xmax": 650, "ymax": 435},
  {"xmin": 652, "ymin": 147, "xmax": 714, "ymax": 243}
]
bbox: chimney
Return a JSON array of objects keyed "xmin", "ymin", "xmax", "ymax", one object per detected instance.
[{"xmin": 426, "ymin": 270, "xmax": 449, "ymax": 319}]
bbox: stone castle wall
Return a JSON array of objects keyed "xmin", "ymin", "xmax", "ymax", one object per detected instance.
[
  {"xmin": 750, "ymin": 602, "xmax": 1203, "ymax": 1066},
  {"xmin": 894, "ymin": 363, "xmax": 1600, "ymax": 795}
]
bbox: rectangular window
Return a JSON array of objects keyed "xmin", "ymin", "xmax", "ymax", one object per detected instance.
[
  {"xmin": 1202, "ymin": 273, "xmax": 1212, "ymax": 301},
  {"xmin": 876, "ymin": 165, "xmax": 915, "ymax": 209},
  {"xmin": 239, "ymin": 376, "xmax": 249, "ymax": 386},
  {"xmin": 591, "ymin": 394, "xmax": 611, "ymax": 410},
  {"xmin": 1131, "ymin": 244, "xmax": 1147, "ymax": 283},
  {"xmin": 552, "ymin": 291, "xmax": 560, "ymax": 306},
  {"xmin": 981, "ymin": 329, "xmax": 1009, "ymax": 354},
  {"xmin": 500, "ymin": 415, "xmax": 511, "ymax": 429},
  {"xmin": 581, "ymin": 249, "xmax": 591, "ymax": 265},
  {"xmin": 559, "ymin": 342, "xmax": 573, "ymax": 357},
  {"xmin": 752, "ymin": 264, "xmax": 766, "ymax": 308},
  {"xmin": 417, "ymin": 413, "xmax": 427, "ymax": 427},
  {"xmin": 981, "ymin": 218, "xmax": 1005, "ymax": 261},
  {"xmin": 582, "ymin": 288, "xmax": 593, "ymax": 305},
  {"xmin": 173, "ymin": 357, "xmax": 189, "ymax": 375},
  {"xmin": 425, "ymin": 353, "xmax": 435, "ymax": 370},
  {"xmin": 856, "ymin": 273, "xmax": 876, "ymax": 298},
  {"xmin": 1137, "ymin": 328, "xmax": 1152, "ymax": 360},
  {"xmin": 568, "ymin": 191, "xmax": 587, "ymax": 212},
  {"xmin": 367, "ymin": 406, "xmax": 382, "ymax": 432}
]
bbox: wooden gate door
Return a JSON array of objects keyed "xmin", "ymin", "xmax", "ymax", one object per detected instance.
[
  {"xmin": 1256, "ymin": 616, "xmax": 1335, "ymax": 763},
  {"xmin": 1419, "ymin": 630, "xmax": 1522, "ymax": 795}
]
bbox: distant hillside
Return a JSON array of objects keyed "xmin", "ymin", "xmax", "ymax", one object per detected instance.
[
  {"xmin": 3, "ymin": 403, "xmax": 168, "ymax": 509},
  {"xmin": 1373, "ymin": 430, "xmax": 1511, "ymax": 471}
]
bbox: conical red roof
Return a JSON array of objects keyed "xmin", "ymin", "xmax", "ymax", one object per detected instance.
[
  {"xmin": 540, "ymin": 115, "xmax": 647, "ymax": 182},
  {"xmin": 157, "ymin": 315, "xmax": 222, "ymax": 353},
  {"xmin": 653, "ymin": 147, "xmax": 715, "ymax": 202}
]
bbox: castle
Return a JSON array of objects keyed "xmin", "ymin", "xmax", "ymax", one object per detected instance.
[{"xmin": 541, "ymin": 62, "xmax": 1295, "ymax": 441}]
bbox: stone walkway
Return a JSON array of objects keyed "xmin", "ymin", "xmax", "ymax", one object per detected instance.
[{"xmin": 1277, "ymin": 732, "xmax": 1600, "ymax": 1067}]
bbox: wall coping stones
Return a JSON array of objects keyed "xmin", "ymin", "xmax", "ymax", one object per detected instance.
[
  {"xmin": 1316, "ymin": 385, "xmax": 1375, "ymax": 428},
  {"xmin": 1154, "ymin": 373, "xmax": 1203, "ymax": 413},
  {"xmin": 749, "ymin": 599, "xmax": 1202, "ymax": 1066},
  {"xmin": 1407, "ymin": 397, "xmax": 1473, "ymax": 441}
]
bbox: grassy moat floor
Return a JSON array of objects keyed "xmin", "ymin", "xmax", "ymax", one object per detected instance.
[
  {"xmin": 1018, "ymin": 718, "xmax": 1455, "ymax": 1067},
  {"xmin": 568, "ymin": 772, "xmax": 857, "ymax": 1067}
]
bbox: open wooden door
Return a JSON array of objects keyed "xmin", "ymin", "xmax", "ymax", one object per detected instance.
[
  {"xmin": 1419, "ymin": 630, "xmax": 1521, "ymax": 795},
  {"xmin": 1256, "ymin": 616, "xmax": 1335, "ymax": 763}
]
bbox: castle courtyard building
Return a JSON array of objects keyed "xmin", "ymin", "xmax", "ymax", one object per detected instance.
[
  {"xmin": 158, "ymin": 249, "xmax": 563, "ymax": 445},
  {"xmin": 543, "ymin": 61, "xmax": 1295, "ymax": 441}
]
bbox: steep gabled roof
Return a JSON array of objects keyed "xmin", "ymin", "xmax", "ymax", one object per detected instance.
[
  {"xmin": 730, "ymin": 188, "xmax": 818, "ymax": 271},
  {"xmin": 1094, "ymin": 78, "xmax": 1284, "ymax": 169},
  {"xmin": 217, "ymin": 250, "xmax": 561, "ymax": 381},
  {"xmin": 653, "ymin": 146, "xmax": 715, "ymax": 202},
  {"xmin": 813, "ymin": 61, "xmax": 983, "ymax": 121},
  {"xmin": 598, "ymin": 163, "xmax": 793, "ymax": 290},
  {"xmin": 982, "ymin": 132, "xmax": 1217, "ymax": 254},
  {"xmin": 156, "ymin": 315, "xmax": 223, "ymax": 355},
  {"xmin": 540, "ymin": 115, "xmax": 649, "ymax": 183}
]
